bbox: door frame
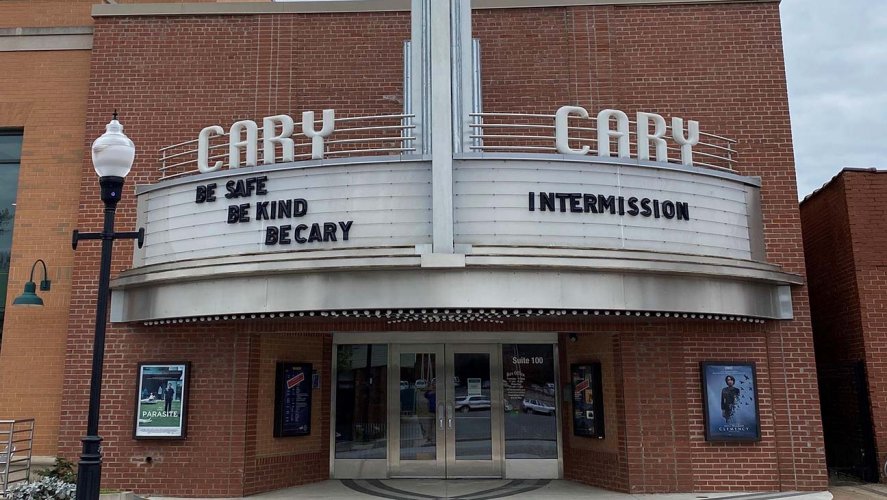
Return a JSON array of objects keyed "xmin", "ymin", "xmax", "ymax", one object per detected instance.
[
  {"xmin": 388, "ymin": 343, "xmax": 447, "ymax": 478},
  {"xmin": 330, "ymin": 332, "xmax": 562, "ymax": 479},
  {"xmin": 444, "ymin": 343, "xmax": 504, "ymax": 478}
]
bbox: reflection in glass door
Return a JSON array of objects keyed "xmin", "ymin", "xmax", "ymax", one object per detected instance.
[
  {"xmin": 446, "ymin": 345, "xmax": 502, "ymax": 477},
  {"xmin": 389, "ymin": 344, "xmax": 503, "ymax": 478},
  {"xmin": 335, "ymin": 338, "xmax": 560, "ymax": 480},
  {"xmin": 389, "ymin": 345, "xmax": 445, "ymax": 477},
  {"xmin": 501, "ymin": 344, "xmax": 559, "ymax": 478}
]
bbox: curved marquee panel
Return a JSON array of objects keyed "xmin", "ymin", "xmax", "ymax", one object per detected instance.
[
  {"xmin": 111, "ymin": 268, "xmax": 793, "ymax": 323},
  {"xmin": 118, "ymin": 155, "xmax": 789, "ymax": 323},
  {"xmin": 135, "ymin": 158, "xmax": 433, "ymax": 267},
  {"xmin": 453, "ymin": 156, "xmax": 763, "ymax": 261}
]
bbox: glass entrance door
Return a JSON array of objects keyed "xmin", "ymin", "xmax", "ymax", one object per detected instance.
[
  {"xmin": 390, "ymin": 344, "xmax": 446, "ymax": 477},
  {"xmin": 445, "ymin": 344, "xmax": 502, "ymax": 477},
  {"xmin": 389, "ymin": 344, "xmax": 503, "ymax": 478}
]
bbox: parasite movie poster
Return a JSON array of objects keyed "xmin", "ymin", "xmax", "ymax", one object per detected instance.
[{"xmin": 134, "ymin": 363, "xmax": 189, "ymax": 439}]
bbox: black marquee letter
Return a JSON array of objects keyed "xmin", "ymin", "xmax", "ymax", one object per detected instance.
[
  {"xmin": 279, "ymin": 224, "xmax": 292, "ymax": 244},
  {"xmin": 265, "ymin": 226, "xmax": 279, "ymax": 245}
]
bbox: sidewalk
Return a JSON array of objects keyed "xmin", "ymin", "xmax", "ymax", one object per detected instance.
[
  {"xmin": 148, "ymin": 479, "xmax": 835, "ymax": 500},
  {"xmin": 830, "ymin": 482, "xmax": 887, "ymax": 499}
]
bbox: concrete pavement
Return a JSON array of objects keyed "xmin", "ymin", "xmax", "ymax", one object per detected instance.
[{"xmin": 147, "ymin": 479, "xmax": 835, "ymax": 500}]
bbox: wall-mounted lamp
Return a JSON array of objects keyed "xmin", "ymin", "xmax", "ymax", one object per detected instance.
[
  {"xmin": 568, "ymin": 333, "xmax": 578, "ymax": 343},
  {"xmin": 12, "ymin": 259, "xmax": 51, "ymax": 307}
]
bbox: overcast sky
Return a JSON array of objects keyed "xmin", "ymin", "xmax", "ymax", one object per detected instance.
[{"xmin": 781, "ymin": 0, "xmax": 887, "ymax": 199}]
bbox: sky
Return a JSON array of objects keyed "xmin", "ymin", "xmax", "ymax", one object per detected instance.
[{"xmin": 781, "ymin": 0, "xmax": 887, "ymax": 199}]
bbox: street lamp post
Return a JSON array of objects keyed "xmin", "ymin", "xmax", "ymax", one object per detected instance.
[{"xmin": 72, "ymin": 113, "xmax": 144, "ymax": 500}]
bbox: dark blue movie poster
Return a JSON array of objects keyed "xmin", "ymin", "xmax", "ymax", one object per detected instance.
[
  {"xmin": 571, "ymin": 363, "xmax": 604, "ymax": 438},
  {"xmin": 700, "ymin": 362, "xmax": 760, "ymax": 442},
  {"xmin": 274, "ymin": 362, "xmax": 312, "ymax": 437}
]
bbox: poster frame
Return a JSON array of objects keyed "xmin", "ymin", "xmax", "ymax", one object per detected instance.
[
  {"xmin": 274, "ymin": 361, "xmax": 313, "ymax": 438},
  {"xmin": 699, "ymin": 361, "xmax": 761, "ymax": 442},
  {"xmin": 132, "ymin": 361, "xmax": 191, "ymax": 440},
  {"xmin": 570, "ymin": 362, "xmax": 604, "ymax": 438}
]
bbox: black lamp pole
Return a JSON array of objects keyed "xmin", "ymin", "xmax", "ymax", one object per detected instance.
[{"xmin": 72, "ymin": 175, "xmax": 144, "ymax": 500}]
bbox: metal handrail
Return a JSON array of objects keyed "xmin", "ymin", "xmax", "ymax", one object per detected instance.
[
  {"xmin": 0, "ymin": 419, "xmax": 34, "ymax": 496},
  {"xmin": 469, "ymin": 111, "xmax": 737, "ymax": 172},
  {"xmin": 159, "ymin": 113, "xmax": 417, "ymax": 180},
  {"xmin": 156, "ymin": 109, "xmax": 737, "ymax": 180}
]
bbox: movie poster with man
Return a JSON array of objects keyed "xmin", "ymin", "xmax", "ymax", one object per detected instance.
[
  {"xmin": 700, "ymin": 362, "xmax": 760, "ymax": 442},
  {"xmin": 134, "ymin": 363, "xmax": 190, "ymax": 439}
]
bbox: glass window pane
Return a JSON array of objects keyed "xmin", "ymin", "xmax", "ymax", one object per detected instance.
[
  {"xmin": 335, "ymin": 344, "xmax": 388, "ymax": 459},
  {"xmin": 502, "ymin": 344, "xmax": 557, "ymax": 459},
  {"xmin": 399, "ymin": 352, "xmax": 437, "ymax": 460},
  {"xmin": 0, "ymin": 164, "xmax": 19, "ymax": 254},
  {"xmin": 0, "ymin": 131, "xmax": 21, "ymax": 331},
  {"xmin": 453, "ymin": 352, "xmax": 492, "ymax": 460},
  {"xmin": 0, "ymin": 134, "xmax": 22, "ymax": 163}
]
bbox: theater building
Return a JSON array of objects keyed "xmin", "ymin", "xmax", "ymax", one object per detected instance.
[{"xmin": 0, "ymin": 0, "xmax": 828, "ymax": 497}]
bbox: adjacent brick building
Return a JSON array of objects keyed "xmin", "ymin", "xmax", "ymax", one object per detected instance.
[
  {"xmin": 801, "ymin": 168, "xmax": 887, "ymax": 482},
  {"xmin": 2, "ymin": 0, "xmax": 829, "ymax": 497},
  {"xmin": 0, "ymin": 0, "xmax": 93, "ymax": 460}
]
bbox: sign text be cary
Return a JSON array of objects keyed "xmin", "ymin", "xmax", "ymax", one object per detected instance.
[{"xmin": 195, "ymin": 107, "xmax": 701, "ymax": 171}]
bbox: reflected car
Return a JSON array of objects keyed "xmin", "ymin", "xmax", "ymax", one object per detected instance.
[
  {"xmin": 454, "ymin": 395, "xmax": 491, "ymax": 412},
  {"xmin": 521, "ymin": 398, "xmax": 556, "ymax": 415},
  {"xmin": 544, "ymin": 383, "xmax": 556, "ymax": 396},
  {"xmin": 415, "ymin": 379, "xmax": 427, "ymax": 389},
  {"xmin": 400, "ymin": 381, "xmax": 410, "ymax": 390}
]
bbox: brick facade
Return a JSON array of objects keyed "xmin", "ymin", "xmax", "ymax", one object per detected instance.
[
  {"xmin": 0, "ymin": 23, "xmax": 91, "ymax": 456},
  {"xmin": 36, "ymin": 1, "xmax": 830, "ymax": 496},
  {"xmin": 0, "ymin": 0, "xmax": 255, "ymax": 460},
  {"xmin": 801, "ymin": 169, "xmax": 887, "ymax": 481}
]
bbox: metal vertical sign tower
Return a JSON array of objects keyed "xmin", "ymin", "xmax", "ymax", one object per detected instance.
[{"xmin": 411, "ymin": 0, "xmax": 475, "ymax": 255}]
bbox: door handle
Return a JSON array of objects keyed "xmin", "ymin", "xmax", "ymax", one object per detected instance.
[
  {"xmin": 446, "ymin": 404, "xmax": 454, "ymax": 429},
  {"xmin": 438, "ymin": 403, "xmax": 445, "ymax": 431}
]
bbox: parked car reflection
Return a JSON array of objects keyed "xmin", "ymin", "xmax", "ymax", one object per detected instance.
[{"xmin": 521, "ymin": 398, "xmax": 555, "ymax": 415}]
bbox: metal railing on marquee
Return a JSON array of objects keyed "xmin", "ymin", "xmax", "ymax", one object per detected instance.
[
  {"xmin": 158, "ymin": 111, "xmax": 737, "ymax": 180},
  {"xmin": 159, "ymin": 113, "xmax": 417, "ymax": 180},
  {"xmin": 469, "ymin": 112, "xmax": 738, "ymax": 173}
]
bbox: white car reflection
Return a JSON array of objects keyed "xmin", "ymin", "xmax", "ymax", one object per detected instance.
[
  {"xmin": 521, "ymin": 398, "xmax": 556, "ymax": 415},
  {"xmin": 454, "ymin": 395, "xmax": 491, "ymax": 412}
]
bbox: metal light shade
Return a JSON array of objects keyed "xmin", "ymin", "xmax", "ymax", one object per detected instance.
[
  {"xmin": 13, "ymin": 281, "xmax": 43, "ymax": 307},
  {"xmin": 91, "ymin": 117, "xmax": 135, "ymax": 179},
  {"xmin": 12, "ymin": 259, "xmax": 51, "ymax": 307}
]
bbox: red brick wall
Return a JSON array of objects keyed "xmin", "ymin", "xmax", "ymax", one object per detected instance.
[
  {"xmin": 801, "ymin": 176, "xmax": 862, "ymax": 363},
  {"xmin": 61, "ymin": 317, "xmax": 823, "ymax": 496},
  {"xmin": 803, "ymin": 170, "xmax": 887, "ymax": 479},
  {"xmin": 244, "ymin": 332, "xmax": 332, "ymax": 495},
  {"xmin": 844, "ymin": 172, "xmax": 887, "ymax": 473},
  {"xmin": 58, "ymin": 3, "xmax": 827, "ymax": 496},
  {"xmin": 0, "ymin": 48, "xmax": 90, "ymax": 457},
  {"xmin": 560, "ymin": 320, "xmax": 793, "ymax": 493},
  {"xmin": 560, "ymin": 331, "xmax": 627, "ymax": 492},
  {"xmin": 475, "ymin": 3, "xmax": 824, "ymax": 491},
  {"xmin": 59, "ymin": 13, "xmax": 409, "ymax": 497}
]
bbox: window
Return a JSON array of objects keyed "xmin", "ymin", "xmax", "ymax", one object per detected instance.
[
  {"xmin": 0, "ymin": 130, "xmax": 23, "ymax": 344},
  {"xmin": 335, "ymin": 344, "xmax": 388, "ymax": 459},
  {"xmin": 502, "ymin": 344, "xmax": 558, "ymax": 459}
]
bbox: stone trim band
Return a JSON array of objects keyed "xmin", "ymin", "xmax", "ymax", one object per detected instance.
[{"xmin": 92, "ymin": 0, "xmax": 778, "ymax": 18}]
